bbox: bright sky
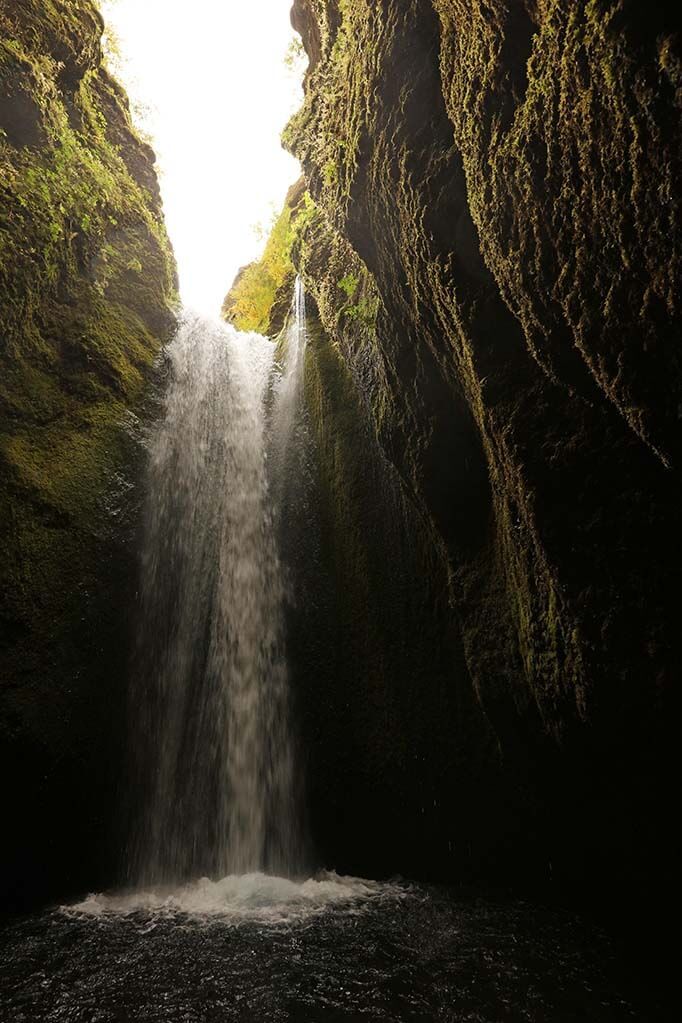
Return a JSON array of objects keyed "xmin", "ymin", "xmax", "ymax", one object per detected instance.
[{"xmin": 101, "ymin": 0, "xmax": 304, "ymax": 315}]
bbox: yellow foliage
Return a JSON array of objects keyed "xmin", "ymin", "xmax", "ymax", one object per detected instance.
[{"xmin": 222, "ymin": 205, "xmax": 295, "ymax": 335}]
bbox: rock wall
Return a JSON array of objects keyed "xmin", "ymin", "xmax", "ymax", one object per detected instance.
[
  {"xmin": 287, "ymin": 309, "xmax": 551, "ymax": 884},
  {"xmin": 0, "ymin": 0, "xmax": 177, "ymax": 906},
  {"xmin": 236, "ymin": 0, "xmax": 680, "ymax": 956}
]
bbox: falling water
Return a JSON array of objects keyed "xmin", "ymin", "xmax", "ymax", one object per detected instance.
[
  {"xmin": 129, "ymin": 280, "xmax": 308, "ymax": 884},
  {"xmin": 273, "ymin": 274, "xmax": 307, "ymax": 440},
  {"xmin": 268, "ymin": 276, "xmax": 309, "ymax": 533}
]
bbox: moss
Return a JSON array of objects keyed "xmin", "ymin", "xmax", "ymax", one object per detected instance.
[
  {"xmin": 263, "ymin": 0, "xmax": 681, "ymax": 928},
  {"xmin": 283, "ymin": 0, "xmax": 680, "ymax": 730},
  {"xmin": 0, "ymin": 0, "xmax": 177, "ymax": 900},
  {"xmin": 289, "ymin": 308, "xmax": 528, "ymax": 881},
  {"xmin": 434, "ymin": 0, "xmax": 681, "ymax": 465},
  {"xmin": 0, "ymin": 0, "xmax": 176, "ymax": 632},
  {"xmin": 222, "ymin": 201, "xmax": 296, "ymax": 334},
  {"xmin": 222, "ymin": 182, "xmax": 332, "ymax": 338}
]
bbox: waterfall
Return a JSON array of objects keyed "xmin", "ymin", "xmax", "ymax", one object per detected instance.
[
  {"xmin": 129, "ymin": 281, "xmax": 308, "ymax": 885},
  {"xmin": 269, "ymin": 276, "xmax": 309, "ymax": 516},
  {"xmin": 274, "ymin": 275, "xmax": 307, "ymax": 435}
]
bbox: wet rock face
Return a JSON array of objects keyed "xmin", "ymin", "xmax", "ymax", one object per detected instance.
[
  {"xmin": 282, "ymin": 0, "xmax": 680, "ymax": 937},
  {"xmin": 435, "ymin": 0, "xmax": 682, "ymax": 465},
  {"xmin": 0, "ymin": 0, "xmax": 177, "ymax": 906}
]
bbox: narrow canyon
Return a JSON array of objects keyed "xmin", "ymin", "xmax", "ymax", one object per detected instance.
[{"xmin": 1, "ymin": 1, "xmax": 679, "ymax": 1018}]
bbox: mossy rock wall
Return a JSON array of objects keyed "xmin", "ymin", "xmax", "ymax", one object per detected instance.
[
  {"xmin": 0, "ymin": 0, "xmax": 177, "ymax": 906},
  {"xmin": 280, "ymin": 306, "xmax": 551, "ymax": 883},
  {"xmin": 243, "ymin": 0, "xmax": 680, "ymax": 951}
]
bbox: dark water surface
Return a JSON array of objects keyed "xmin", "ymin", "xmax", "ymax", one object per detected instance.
[{"xmin": 0, "ymin": 875, "xmax": 666, "ymax": 1022}]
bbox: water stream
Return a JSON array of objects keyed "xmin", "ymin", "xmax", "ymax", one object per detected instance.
[{"xmin": 129, "ymin": 281, "xmax": 307, "ymax": 884}]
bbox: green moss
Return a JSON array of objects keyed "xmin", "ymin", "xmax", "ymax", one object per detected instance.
[
  {"xmin": 434, "ymin": 0, "xmax": 681, "ymax": 464},
  {"xmin": 0, "ymin": 0, "xmax": 177, "ymax": 764},
  {"xmin": 223, "ymin": 185, "xmax": 334, "ymax": 337},
  {"xmin": 222, "ymin": 203, "xmax": 296, "ymax": 334}
]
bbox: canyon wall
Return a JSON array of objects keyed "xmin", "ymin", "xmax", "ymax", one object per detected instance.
[
  {"xmin": 0, "ymin": 0, "xmax": 177, "ymax": 906},
  {"xmin": 231, "ymin": 0, "xmax": 680, "ymax": 953}
]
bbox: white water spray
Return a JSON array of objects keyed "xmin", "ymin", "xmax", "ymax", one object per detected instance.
[{"xmin": 130, "ymin": 281, "xmax": 309, "ymax": 884}]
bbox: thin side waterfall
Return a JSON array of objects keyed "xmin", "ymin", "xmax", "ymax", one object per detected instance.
[
  {"xmin": 274, "ymin": 274, "xmax": 307, "ymax": 438},
  {"xmin": 269, "ymin": 275, "xmax": 309, "ymax": 515},
  {"xmin": 129, "ymin": 280, "xmax": 308, "ymax": 885}
]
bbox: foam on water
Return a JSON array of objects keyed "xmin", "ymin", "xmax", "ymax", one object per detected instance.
[
  {"xmin": 4, "ymin": 884, "xmax": 651, "ymax": 1021},
  {"xmin": 64, "ymin": 872, "xmax": 404, "ymax": 925}
]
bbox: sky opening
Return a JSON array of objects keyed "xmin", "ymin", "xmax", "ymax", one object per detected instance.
[{"xmin": 101, "ymin": 0, "xmax": 305, "ymax": 315}]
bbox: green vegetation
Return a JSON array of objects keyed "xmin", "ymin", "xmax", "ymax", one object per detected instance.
[
  {"xmin": 282, "ymin": 0, "xmax": 681, "ymax": 782},
  {"xmin": 336, "ymin": 272, "xmax": 378, "ymax": 325},
  {"xmin": 227, "ymin": 0, "xmax": 678, "ymax": 926},
  {"xmin": 0, "ymin": 0, "xmax": 177, "ymax": 759},
  {"xmin": 337, "ymin": 273, "xmax": 358, "ymax": 299},
  {"xmin": 434, "ymin": 0, "xmax": 681, "ymax": 464},
  {"xmin": 223, "ymin": 187, "xmax": 325, "ymax": 336},
  {"xmin": 222, "ymin": 203, "xmax": 296, "ymax": 334},
  {"xmin": 284, "ymin": 36, "xmax": 305, "ymax": 71}
]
